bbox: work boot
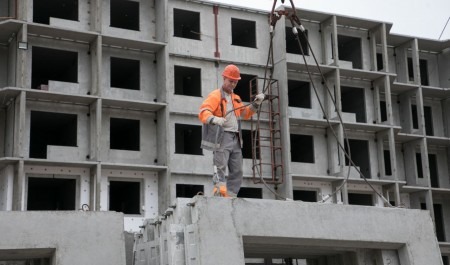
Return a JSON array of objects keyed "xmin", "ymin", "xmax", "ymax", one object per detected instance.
[{"xmin": 212, "ymin": 182, "xmax": 229, "ymax": 197}]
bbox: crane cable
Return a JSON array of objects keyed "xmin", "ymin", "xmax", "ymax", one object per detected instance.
[{"xmin": 251, "ymin": 0, "xmax": 394, "ymax": 207}]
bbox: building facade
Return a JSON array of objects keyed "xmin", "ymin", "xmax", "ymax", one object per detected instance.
[{"xmin": 0, "ymin": 0, "xmax": 449, "ymax": 264}]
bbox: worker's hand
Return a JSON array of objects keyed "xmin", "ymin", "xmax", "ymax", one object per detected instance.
[
  {"xmin": 254, "ymin": 93, "xmax": 265, "ymax": 105},
  {"xmin": 211, "ymin": 116, "xmax": 226, "ymax": 126}
]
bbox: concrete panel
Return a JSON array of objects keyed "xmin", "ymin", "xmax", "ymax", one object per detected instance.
[
  {"xmin": 286, "ymin": 21, "xmax": 323, "ymax": 66},
  {"xmin": 27, "ymin": 37, "xmax": 91, "ymax": 95},
  {"xmin": 100, "ymin": 168, "xmax": 158, "ymax": 232},
  {"xmin": 186, "ymin": 196, "xmax": 442, "ymax": 265},
  {"xmin": 102, "ymin": 47, "xmax": 157, "ymax": 102},
  {"xmin": 24, "ymin": 101, "xmax": 90, "ymax": 161},
  {"xmin": 24, "ymin": 165, "xmax": 91, "ymax": 210},
  {"xmin": 0, "ymin": 211, "xmax": 126, "ymax": 265},
  {"xmin": 101, "ymin": 0, "xmax": 156, "ymax": 41},
  {"xmin": 168, "ymin": 1, "xmax": 271, "ymax": 66},
  {"xmin": 101, "ymin": 108, "xmax": 157, "ymax": 165},
  {"xmin": 167, "ymin": 1, "xmax": 221, "ymax": 61},
  {"xmin": 215, "ymin": 7, "xmax": 271, "ymax": 66}
]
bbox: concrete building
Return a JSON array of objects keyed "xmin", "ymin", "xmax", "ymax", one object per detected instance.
[{"xmin": 0, "ymin": 0, "xmax": 449, "ymax": 264}]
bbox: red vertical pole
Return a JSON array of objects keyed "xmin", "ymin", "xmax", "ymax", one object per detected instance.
[{"xmin": 213, "ymin": 6, "xmax": 220, "ymax": 58}]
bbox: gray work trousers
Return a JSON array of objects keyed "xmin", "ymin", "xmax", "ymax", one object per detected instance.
[{"xmin": 213, "ymin": 131, "xmax": 243, "ymax": 196}]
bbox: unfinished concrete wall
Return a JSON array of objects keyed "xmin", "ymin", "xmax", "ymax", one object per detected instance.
[
  {"xmin": 102, "ymin": 47, "xmax": 157, "ymax": 101},
  {"xmin": 1, "ymin": 0, "xmax": 450, "ymax": 263},
  {"xmin": 135, "ymin": 197, "xmax": 442, "ymax": 265},
  {"xmin": 0, "ymin": 211, "xmax": 126, "ymax": 265},
  {"xmin": 24, "ymin": 101, "xmax": 89, "ymax": 160},
  {"xmin": 101, "ymin": 0, "xmax": 156, "ymax": 41}
]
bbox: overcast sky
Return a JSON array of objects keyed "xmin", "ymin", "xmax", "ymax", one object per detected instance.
[{"xmin": 209, "ymin": 0, "xmax": 450, "ymax": 40}]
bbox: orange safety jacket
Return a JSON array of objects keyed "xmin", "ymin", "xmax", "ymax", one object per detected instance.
[{"xmin": 199, "ymin": 88, "xmax": 257, "ymax": 150}]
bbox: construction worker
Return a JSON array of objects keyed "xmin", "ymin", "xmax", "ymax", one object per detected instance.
[{"xmin": 199, "ymin": 64, "xmax": 265, "ymax": 197}]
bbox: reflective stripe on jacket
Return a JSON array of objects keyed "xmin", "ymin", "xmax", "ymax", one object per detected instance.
[{"xmin": 199, "ymin": 88, "xmax": 256, "ymax": 150}]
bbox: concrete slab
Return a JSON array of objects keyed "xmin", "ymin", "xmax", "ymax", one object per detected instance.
[
  {"xmin": 0, "ymin": 211, "xmax": 126, "ymax": 265},
  {"xmin": 148, "ymin": 196, "xmax": 442, "ymax": 265}
]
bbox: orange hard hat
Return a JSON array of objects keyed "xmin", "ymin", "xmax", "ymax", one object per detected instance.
[{"xmin": 222, "ymin": 64, "xmax": 241, "ymax": 81}]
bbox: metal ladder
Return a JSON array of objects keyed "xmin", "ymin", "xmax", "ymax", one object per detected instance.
[{"xmin": 250, "ymin": 77, "xmax": 284, "ymax": 185}]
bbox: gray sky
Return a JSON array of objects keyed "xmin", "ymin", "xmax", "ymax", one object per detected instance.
[{"xmin": 209, "ymin": 0, "xmax": 450, "ymax": 40}]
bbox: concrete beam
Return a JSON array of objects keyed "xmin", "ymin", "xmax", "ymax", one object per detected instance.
[{"xmin": 185, "ymin": 196, "xmax": 441, "ymax": 265}]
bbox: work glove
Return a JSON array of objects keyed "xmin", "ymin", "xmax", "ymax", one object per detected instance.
[
  {"xmin": 211, "ymin": 116, "xmax": 226, "ymax": 126},
  {"xmin": 254, "ymin": 93, "xmax": 265, "ymax": 105}
]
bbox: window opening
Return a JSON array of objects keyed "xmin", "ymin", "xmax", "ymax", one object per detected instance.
[
  {"xmin": 419, "ymin": 59, "xmax": 429, "ymax": 86},
  {"xmin": 420, "ymin": 202, "xmax": 427, "ymax": 210},
  {"xmin": 341, "ymin": 86, "xmax": 366, "ymax": 123},
  {"xmin": 424, "ymin": 106, "xmax": 433, "ymax": 136},
  {"xmin": 434, "ymin": 204, "xmax": 446, "ymax": 242},
  {"xmin": 429, "ymin": 154, "xmax": 439, "ymax": 188},
  {"xmin": 110, "ymin": 0, "xmax": 140, "ymax": 31},
  {"xmin": 231, "ymin": 18, "xmax": 256, "ymax": 48},
  {"xmin": 293, "ymin": 189, "xmax": 317, "ymax": 202},
  {"xmin": 288, "ymin": 80, "xmax": 311, "ymax": 108},
  {"xmin": 383, "ymin": 150, "xmax": 392, "ymax": 176},
  {"xmin": 285, "ymin": 27, "xmax": 308, "ymax": 55},
  {"xmin": 344, "ymin": 139, "xmax": 371, "ymax": 178},
  {"xmin": 290, "ymin": 134, "xmax": 314, "ymax": 163},
  {"xmin": 27, "ymin": 177, "xmax": 76, "ymax": 210},
  {"xmin": 175, "ymin": 124, "xmax": 202, "ymax": 155},
  {"xmin": 33, "ymin": 0, "xmax": 78, "ymax": 24},
  {"xmin": 30, "ymin": 111, "xmax": 77, "ymax": 159},
  {"xmin": 407, "ymin": 57, "xmax": 414, "ymax": 82},
  {"xmin": 416, "ymin": 153, "xmax": 423, "ymax": 179},
  {"xmin": 110, "ymin": 118, "xmax": 140, "ymax": 151},
  {"xmin": 176, "ymin": 184, "xmax": 204, "ymax": 198},
  {"xmin": 237, "ymin": 187, "xmax": 262, "ymax": 199},
  {"xmin": 242, "ymin": 129, "xmax": 260, "ymax": 159},
  {"xmin": 411, "ymin": 104, "xmax": 419, "ymax": 130},
  {"xmin": 337, "ymin": 35, "xmax": 362, "ymax": 69},
  {"xmin": 0, "ymin": 257, "xmax": 52, "ymax": 264},
  {"xmin": 110, "ymin": 57, "xmax": 140, "ymax": 90},
  {"xmin": 443, "ymin": 256, "xmax": 449, "ymax": 265},
  {"xmin": 376, "ymin": 53, "xmax": 383, "ymax": 71},
  {"xmin": 109, "ymin": 180, "xmax": 140, "ymax": 214},
  {"xmin": 348, "ymin": 193, "xmax": 373, "ymax": 206},
  {"xmin": 233, "ymin": 74, "xmax": 257, "ymax": 103},
  {"xmin": 380, "ymin": 101, "xmax": 387, "ymax": 122},
  {"xmin": 173, "ymin": 8, "xmax": 200, "ymax": 40},
  {"xmin": 174, "ymin": 65, "xmax": 201, "ymax": 96},
  {"xmin": 32, "ymin": 46, "xmax": 78, "ymax": 89}
]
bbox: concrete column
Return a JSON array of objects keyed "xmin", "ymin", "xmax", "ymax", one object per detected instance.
[
  {"xmin": 94, "ymin": 163, "xmax": 101, "ymax": 211},
  {"xmin": 0, "ymin": 165, "xmax": 14, "ymax": 210},
  {"xmin": 91, "ymin": 0, "xmax": 102, "ymax": 32},
  {"xmin": 13, "ymin": 160, "xmax": 25, "ymax": 210},
  {"xmin": 368, "ymin": 25, "xmax": 379, "ymax": 72},
  {"xmin": 394, "ymin": 39, "xmax": 413, "ymax": 83},
  {"xmin": 15, "ymin": 24, "xmax": 27, "ymax": 88},
  {"xmin": 13, "ymin": 91, "xmax": 25, "ymax": 158},
  {"xmin": 89, "ymin": 98, "xmax": 102, "ymax": 161},
  {"xmin": 320, "ymin": 16, "xmax": 335, "ymax": 65},
  {"xmin": 410, "ymin": 38, "xmax": 421, "ymax": 86},
  {"xmin": 379, "ymin": 23, "xmax": 389, "ymax": 73},
  {"xmin": 271, "ymin": 9, "xmax": 292, "ymax": 200},
  {"xmin": 373, "ymin": 80, "xmax": 381, "ymax": 123},
  {"xmin": 90, "ymin": 36, "xmax": 102, "ymax": 97},
  {"xmin": 330, "ymin": 16, "xmax": 338, "ymax": 67}
]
